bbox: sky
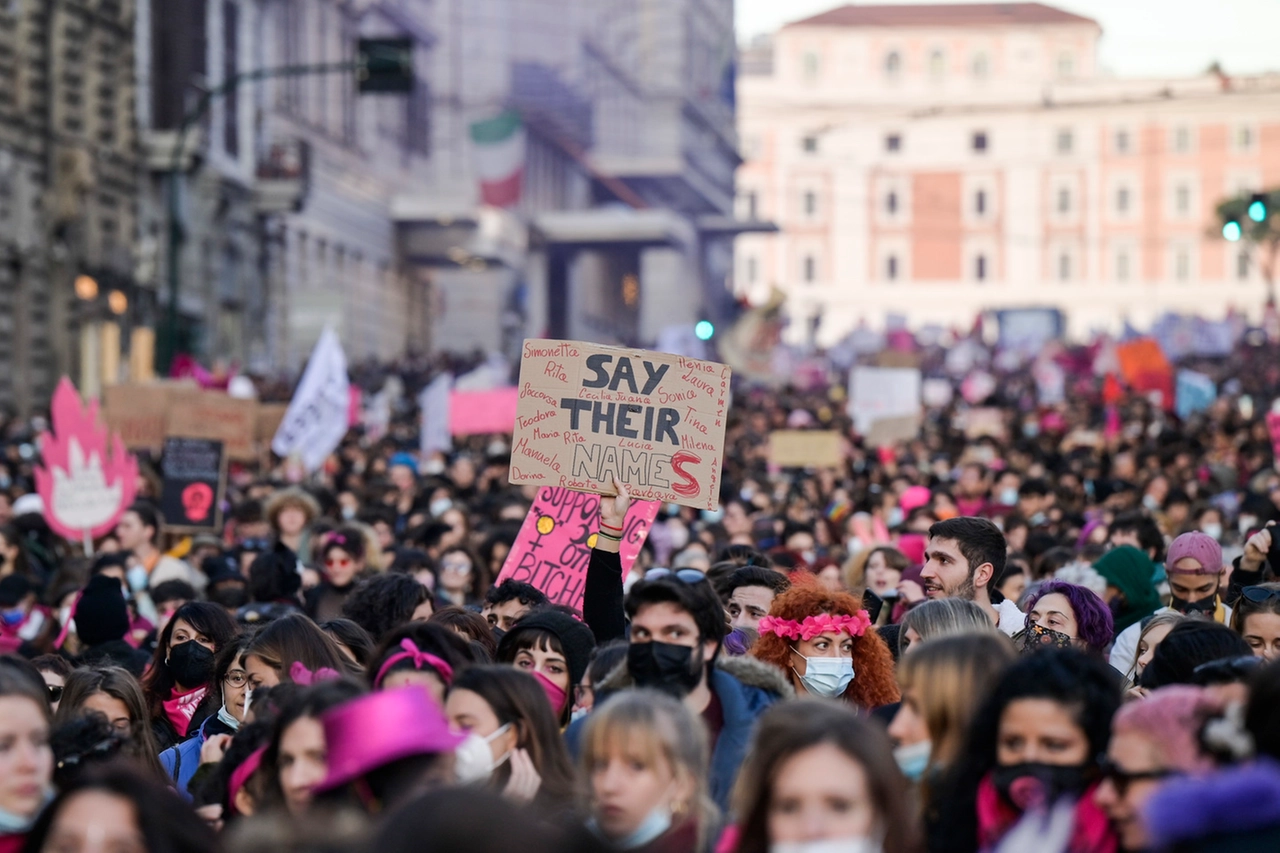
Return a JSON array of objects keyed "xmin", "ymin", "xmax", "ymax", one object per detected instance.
[{"xmin": 736, "ymin": 0, "xmax": 1280, "ymax": 78}]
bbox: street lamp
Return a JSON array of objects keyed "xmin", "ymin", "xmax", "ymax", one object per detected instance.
[{"xmin": 74, "ymin": 274, "xmax": 99, "ymax": 300}]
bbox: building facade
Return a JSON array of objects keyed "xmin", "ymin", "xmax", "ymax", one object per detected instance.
[{"xmin": 736, "ymin": 3, "xmax": 1280, "ymax": 343}]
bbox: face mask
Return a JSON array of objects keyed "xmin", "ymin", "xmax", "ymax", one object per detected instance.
[
  {"xmin": 1, "ymin": 607, "xmax": 24, "ymax": 627},
  {"xmin": 701, "ymin": 507, "xmax": 725, "ymax": 524},
  {"xmin": 58, "ymin": 606, "xmax": 72, "ymax": 626},
  {"xmin": 990, "ymin": 762, "xmax": 1092, "ymax": 812},
  {"xmin": 1202, "ymin": 523, "xmax": 1223, "ymax": 542},
  {"xmin": 127, "ymin": 565, "xmax": 149, "ymax": 593},
  {"xmin": 894, "ymin": 740, "xmax": 932, "ymax": 781},
  {"xmin": 167, "ymin": 640, "xmax": 216, "ymax": 688},
  {"xmin": 1142, "ymin": 494, "xmax": 1161, "ymax": 511},
  {"xmin": 771, "ymin": 840, "xmax": 883, "ymax": 853},
  {"xmin": 341, "ymin": 505, "xmax": 357, "ymax": 520},
  {"xmin": 999, "ymin": 487, "xmax": 1018, "ymax": 506},
  {"xmin": 1170, "ymin": 591, "xmax": 1218, "ymax": 617},
  {"xmin": 216, "ymin": 704, "xmax": 242, "ymax": 731},
  {"xmin": 429, "ymin": 498, "xmax": 453, "ymax": 517},
  {"xmin": 532, "ymin": 670, "xmax": 567, "ymax": 716},
  {"xmin": 1022, "ymin": 422, "xmax": 1040, "ymax": 439},
  {"xmin": 800, "ymin": 550, "xmax": 817, "ymax": 566},
  {"xmin": 793, "ymin": 653, "xmax": 854, "ymax": 698},
  {"xmin": 628, "ymin": 641, "xmax": 702, "ymax": 697},
  {"xmin": 605, "ymin": 805, "xmax": 673, "ymax": 850},
  {"xmin": 1016, "ymin": 624, "xmax": 1075, "ymax": 654},
  {"xmin": 570, "ymin": 706, "xmax": 589, "ymax": 724},
  {"xmin": 453, "ymin": 724, "xmax": 512, "ymax": 784},
  {"xmin": 210, "ymin": 587, "xmax": 249, "ymax": 610},
  {"xmin": 887, "ymin": 507, "xmax": 904, "ymax": 527}
]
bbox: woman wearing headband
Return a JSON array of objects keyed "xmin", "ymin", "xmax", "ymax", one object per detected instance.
[{"xmin": 369, "ymin": 621, "xmax": 478, "ymax": 705}]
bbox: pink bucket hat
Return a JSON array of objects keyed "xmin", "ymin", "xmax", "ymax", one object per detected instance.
[
  {"xmin": 314, "ymin": 687, "xmax": 464, "ymax": 793},
  {"xmin": 1165, "ymin": 531, "xmax": 1223, "ymax": 575}
]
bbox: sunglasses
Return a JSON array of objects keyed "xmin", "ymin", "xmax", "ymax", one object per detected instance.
[
  {"xmin": 325, "ymin": 556, "xmax": 354, "ymax": 568},
  {"xmin": 1241, "ymin": 585, "xmax": 1280, "ymax": 603},
  {"xmin": 643, "ymin": 568, "xmax": 708, "ymax": 585},
  {"xmin": 47, "ymin": 684, "xmax": 63, "ymax": 703},
  {"xmin": 1096, "ymin": 757, "xmax": 1174, "ymax": 797}
]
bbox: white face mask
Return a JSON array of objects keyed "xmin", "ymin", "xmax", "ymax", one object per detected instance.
[
  {"xmin": 453, "ymin": 724, "xmax": 511, "ymax": 784},
  {"xmin": 793, "ymin": 653, "xmax": 854, "ymax": 698},
  {"xmin": 771, "ymin": 839, "xmax": 882, "ymax": 853},
  {"xmin": 429, "ymin": 498, "xmax": 453, "ymax": 517},
  {"xmin": 1202, "ymin": 523, "xmax": 1223, "ymax": 541}
]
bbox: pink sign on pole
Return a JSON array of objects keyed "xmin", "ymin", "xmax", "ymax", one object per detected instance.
[
  {"xmin": 495, "ymin": 487, "xmax": 660, "ymax": 610},
  {"xmin": 35, "ymin": 377, "xmax": 139, "ymax": 547},
  {"xmin": 449, "ymin": 388, "xmax": 520, "ymax": 436}
]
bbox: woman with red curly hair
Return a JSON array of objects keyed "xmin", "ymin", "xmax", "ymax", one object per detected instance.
[{"xmin": 753, "ymin": 582, "xmax": 900, "ymax": 710}]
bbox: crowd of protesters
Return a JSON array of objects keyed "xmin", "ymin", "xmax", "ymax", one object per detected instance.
[{"xmin": 1, "ymin": 328, "xmax": 1280, "ymax": 853}]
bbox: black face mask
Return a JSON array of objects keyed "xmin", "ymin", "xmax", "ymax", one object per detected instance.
[
  {"xmin": 991, "ymin": 762, "xmax": 1093, "ymax": 813},
  {"xmin": 210, "ymin": 587, "xmax": 249, "ymax": 610},
  {"xmin": 168, "ymin": 639, "xmax": 216, "ymax": 688},
  {"xmin": 1170, "ymin": 592, "xmax": 1218, "ymax": 617},
  {"xmin": 627, "ymin": 640, "xmax": 703, "ymax": 697}
]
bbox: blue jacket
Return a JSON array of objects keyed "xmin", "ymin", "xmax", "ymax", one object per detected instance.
[
  {"xmin": 159, "ymin": 715, "xmax": 231, "ymax": 798},
  {"xmin": 569, "ymin": 655, "xmax": 791, "ymax": 809}
]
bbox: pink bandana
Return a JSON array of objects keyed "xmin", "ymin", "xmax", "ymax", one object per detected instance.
[
  {"xmin": 758, "ymin": 611, "xmax": 872, "ymax": 642},
  {"xmin": 162, "ymin": 685, "xmax": 208, "ymax": 738}
]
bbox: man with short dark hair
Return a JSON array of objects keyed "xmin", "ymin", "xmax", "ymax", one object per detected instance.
[
  {"xmin": 116, "ymin": 503, "xmax": 204, "ymax": 591},
  {"xmin": 718, "ymin": 566, "xmax": 791, "ymax": 633},
  {"xmin": 921, "ymin": 516, "xmax": 1023, "ymax": 635},
  {"xmin": 578, "ymin": 479, "xmax": 789, "ymax": 808},
  {"xmin": 482, "ymin": 580, "xmax": 548, "ymax": 632}
]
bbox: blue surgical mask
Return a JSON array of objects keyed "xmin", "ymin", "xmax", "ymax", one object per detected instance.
[
  {"xmin": 999, "ymin": 487, "xmax": 1018, "ymax": 506},
  {"xmin": 894, "ymin": 740, "xmax": 932, "ymax": 781},
  {"xmin": 1, "ymin": 607, "xmax": 24, "ymax": 627},
  {"xmin": 887, "ymin": 507, "xmax": 904, "ymax": 527},
  {"xmin": 591, "ymin": 804, "xmax": 673, "ymax": 850},
  {"xmin": 127, "ymin": 565, "xmax": 149, "ymax": 593},
  {"xmin": 701, "ymin": 507, "xmax": 725, "ymax": 524},
  {"xmin": 794, "ymin": 653, "xmax": 854, "ymax": 698},
  {"xmin": 429, "ymin": 498, "xmax": 453, "ymax": 517},
  {"xmin": 216, "ymin": 704, "xmax": 242, "ymax": 731}
]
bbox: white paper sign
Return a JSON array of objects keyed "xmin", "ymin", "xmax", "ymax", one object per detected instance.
[
  {"xmin": 848, "ymin": 367, "xmax": 922, "ymax": 434},
  {"xmin": 272, "ymin": 327, "xmax": 350, "ymax": 472}
]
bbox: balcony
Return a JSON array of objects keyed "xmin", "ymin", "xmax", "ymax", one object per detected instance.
[{"xmin": 253, "ymin": 139, "xmax": 310, "ymax": 214}]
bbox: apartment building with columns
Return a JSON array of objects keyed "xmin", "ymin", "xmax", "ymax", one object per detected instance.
[{"xmin": 736, "ymin": 3, "xmax": 1280, "ymax": 343}]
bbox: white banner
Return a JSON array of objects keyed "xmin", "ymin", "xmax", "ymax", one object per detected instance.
[
  {"xmin": 419, "ymin": 373, "xmax": 453, "ymax": 456},
  {"xmin": 849, "ymin": 366, "xmax": 922, "ymax": 434},
  {"xmin": 271, "ymin": 327, "xmax": 350, "ymax": 472}
]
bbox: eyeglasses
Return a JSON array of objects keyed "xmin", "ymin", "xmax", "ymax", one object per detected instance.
[
  {"xmin": 1241, "ymin": 586, "xmax": 1280, "ymax": 603},
  {"xmin": 224, "ymin": 671, "xmax": 248, "ymax": 688},
  {"xmin": 47, "ymin": 684, "xmax": 63, "ymax": 703},
  {"xmin": 643, "ymin": 568, "xmax": 708, "ymax": 585},
  {"xmin": 441, "ymin": 561, "xmax": 472, "ymax": 574},
  {"xmin": 1096, "ymin": 756, "xmax": 1174, "ymax": 796}
]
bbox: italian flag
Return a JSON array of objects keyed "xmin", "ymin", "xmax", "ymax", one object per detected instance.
[{"xmin": 470, "ymin": 109, "xmax": 524, "ymax": 208}]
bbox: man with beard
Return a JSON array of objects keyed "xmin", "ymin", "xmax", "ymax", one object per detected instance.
[
  {"xmin": 921, "ymin": 517, "xmax": 1024, "ymax": 636},
  {"xmin": 574, "ymin": 479, "xmax": 790, "ymax": 809}
]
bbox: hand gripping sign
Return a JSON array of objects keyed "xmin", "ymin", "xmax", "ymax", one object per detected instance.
[{"xmin": 509, "ymin": 340, "xmax": 731, "ymax": 511}]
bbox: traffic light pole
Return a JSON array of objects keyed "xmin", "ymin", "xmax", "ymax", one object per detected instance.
[{"xmin": 162, "ymin": 61, "xmax": 359, "ymax": 374}]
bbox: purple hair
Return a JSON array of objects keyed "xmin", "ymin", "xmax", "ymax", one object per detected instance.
[{"xmin": 1024, "ymin": 580, "xmax": 1114, "ymax": 652}]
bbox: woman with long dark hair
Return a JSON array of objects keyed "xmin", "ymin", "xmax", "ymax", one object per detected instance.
[
  {"xmin": 0, "ymin": 660, "xmax": 53, "ymax": 853},
  {"xmin": 241, "ymin": 613, "xmax": 355, "ymax": 690},
  {"xmin": 140, "ymin": 601, "xmax": 239, "ymax": 751},
  {"xmin": 55, "ymin": 666, "xmax": 165, "ymax": 781}
]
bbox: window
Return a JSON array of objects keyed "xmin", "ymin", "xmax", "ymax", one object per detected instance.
[
  {"xmin": 1057, "ymin": 187, "xmax": 1071, "ymax": 214},
  {"xmin": 972, "ymin": 52, "xmax": 989, "ymax": 79},
  {"xmin": 1116, "ymin": 187, "xmax": 1130, "ymax": 214},
  {"xmin": 1174, "ymin": 184, "xmax": 1189, "ymax": 216},
  {"xmin": 885, "ymin": 51, "xmax": 901, "ymax": 78},
  {"xmin": 1175, "ymin": 248, "xmax": 1190, "ymax": 281},
  {"xmin": 1115, "ymin": 129, "xmax": 1129, "ymax": 155},
  {"xmin": 975, "ymin": 255, "xmax": 987, "ymax": 281},
  {"xmin": 886, "ymin": 255, "xmax": 899, "ymax": 280},
  {"xmin": 1058, "ymin": 253, "xmax": 1071, "ymax": 281},
  {"xmin": 975, "ymin": 189, "xmax": 987, "ymax": 216},
  {"xmin": 885, "ymin": 133, "xmax": 901, "ymax": 153},
  {"xmin": 1238, "ymin": 250, "xmax": 1251, "ymax": 281},
  {"xmin": 746, "ymin": 256, "xmax": 758, "ymax": 283},
  {"xmin": 1056, "ymin": 129, "xmax": 1074, "ymax": 155},
  {"xmin": 746, "ymin": 191, "xmax": 758, "ymax": 220},
  {"xmin": 803, "ymin": 190, "xmax": 817, "ymax": 217},
  {"xmin": 1173, "ymin": 126, "xmax": 1191, "ymax": 153},
  {"xmin": 803, "ymin": 255, "xmax": 816, "ymax": 283},
  {"xmin": 972, "ymin": 131, "xmax": 988, "ymax": 153},
  {"xmin": 1057, "ymin": 53, "xmax": 1074, "ymax": 77},
  {"xmin": 886, "ymin": 191, "xmax": 898, "ymax": 215},
  {"xmin": 801, "ymin": 135, "xmax": 818, "ymax": 154},
  {"xmin": 1237, "ymin": 125, "xmax": 1255, "ymax": 151},
  {"xmin": 803, "ymin": 51, "xmax": 820, "ymax": 81},
  {"xmin": 929, "ymin": 49, "xmax": 946, "ymax": 78},
  {"xmin": 1116, "ymin": 251, "xmax": 1130, "ymax": 282}
]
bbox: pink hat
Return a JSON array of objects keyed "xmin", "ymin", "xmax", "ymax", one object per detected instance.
[
  {"xmin": 314, "ymin": 687, "xmax": 464, "ymax": 793},
  {"xmin": 1166, "ymin": 531, "xmax": 1223, "ymax": 575},
  {"xmin": 900, "ymin": 486, "xmax": 932, "ymax": 514}
]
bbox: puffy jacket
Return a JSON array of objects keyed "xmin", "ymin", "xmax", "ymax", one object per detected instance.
[{"xmin": 159, "ymin": 714, "xmax": 234, "ymax": 798}]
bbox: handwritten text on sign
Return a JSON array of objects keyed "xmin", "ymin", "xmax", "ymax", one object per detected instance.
[
  {"xmin": 495, "ymin": 487, "xmax": 660, "ymax": 609},
  {"xmin": 509, "ymin": 340, "xmax": 731, "ymax": 510}
]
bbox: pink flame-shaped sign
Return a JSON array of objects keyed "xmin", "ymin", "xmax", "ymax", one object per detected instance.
[{"xmin": 34, "ymin": 377, "xmax": 139, "ymax": 540}]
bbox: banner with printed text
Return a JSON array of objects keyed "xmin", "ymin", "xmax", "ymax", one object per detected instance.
[{"xmin": 509, "ymin": 340, "xmax": 731, "ymax": 511}]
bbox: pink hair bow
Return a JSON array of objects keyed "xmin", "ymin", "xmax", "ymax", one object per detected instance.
[
  {"xmin": 289, "ymin": 661, "xmax": 341, "ymax": 685},
  {"xmin": 373, "ymin": 638, "xmax": 454, "ymax": 688}
]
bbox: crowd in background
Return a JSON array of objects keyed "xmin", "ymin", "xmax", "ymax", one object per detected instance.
[{"xmin": 0, "ymin": 328, "xmax": 1279, "ymax": 853}]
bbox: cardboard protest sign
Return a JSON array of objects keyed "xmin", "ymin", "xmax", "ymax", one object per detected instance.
[
  {"xmin": 509, "ymin": 340, "xmax": 731, "ymax": 511},
  {"xmin": 450, "ymin": 388, "xmax": 519, "ymax": 436},
  {"xmin": 495, "ymin": 487, "xmax": 660, "ymax": 609},
  {"xmin": 35, "ymin": 378, "xmax": 139, "ymax": 544},
  {"xmin": 864, "ymin": 416, "xmax": 919, "ymax": 448},
  {"xmin": 255, "ymin": 404, "xmax": 289, "ymax": 445},
  {"xmin": 168, "ymin": 392, "xmax": 258, "ymax": 461},
  {"xmin": 768, "ymin": 431, "xmax": 843, "ymax": 468},
  {"xmin": 103, "ymin": 382, "xmax": 187, "ymax": 455},
  {"xmin": 964, "ymin": 408, "xmax": 1007, "ymax": 440},
  {"xmin": 159, "ymin": 437, "xmax": 226, "ymax": 531}
]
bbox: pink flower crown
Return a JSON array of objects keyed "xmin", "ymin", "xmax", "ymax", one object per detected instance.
[{"xmin": 758, "ymin": 611, "xmax": 873, "ymax": 642}]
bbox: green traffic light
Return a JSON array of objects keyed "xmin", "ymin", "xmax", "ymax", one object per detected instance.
[
  {"xmin": 695, "ymin": 321, "xmax": 715, "ymax": 341},
  {"xmin": 1249, "ymin": 199, "xmax": 1268, "ymax": 222},
  {"xmin": 1223, "ymin": 220, "xmax": 1243, "ymax": 241}
]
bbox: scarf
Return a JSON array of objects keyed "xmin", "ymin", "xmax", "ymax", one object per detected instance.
[
  {"xmin": 975, "ymin": 775, "xmax": 1117, "ymax": 853},
  {"xmin": 162, "ymin": 685, "xmax": 208, "ymax": 738}
]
